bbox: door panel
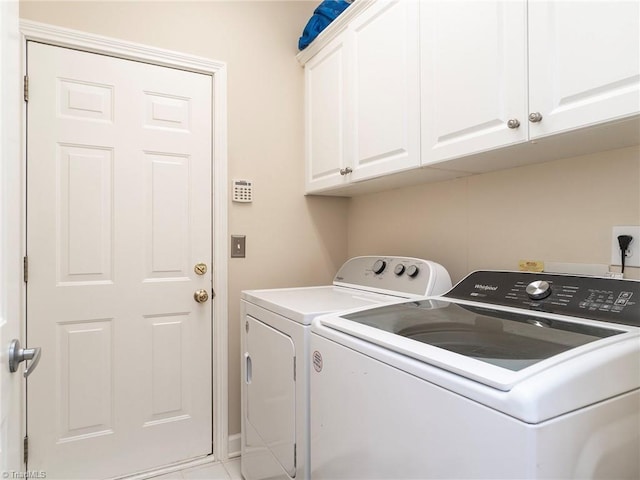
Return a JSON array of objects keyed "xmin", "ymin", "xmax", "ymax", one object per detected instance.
[
  {"xmin": 245, "ymin": 315, "xmax": 296, "ymax": 477},
  {"xmin": 58, "ymin": 144, "xmax": 113, "ymax": 283},
  {"xmin": 26, "ymin": 42, "xmax": 213, "ymax": 478}
]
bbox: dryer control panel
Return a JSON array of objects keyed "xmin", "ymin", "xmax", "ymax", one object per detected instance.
[
  {"xmin": 445, "ymin": 271, "xmax": 640, "ymax": 327},
  {"xmin": 333, "ymin": 256, "xmax": 452, "ymax": 298}
]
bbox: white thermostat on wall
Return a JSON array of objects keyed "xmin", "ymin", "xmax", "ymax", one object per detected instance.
[{"xmin": 233, "ymin": 179, "xmax": 253, "ymax": 203}]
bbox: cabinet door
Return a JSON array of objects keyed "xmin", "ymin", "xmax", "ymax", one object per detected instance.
[
  {"xmin": 421, "ymin": 0, "xmax": 528, "ymax": 165},
  {"xmin": 304, "ymin": 33, "xmax": 351, "ymax": 193},
  {"xmin": 528, "ymin": 0, "xmax": 640, "ymax": 139},
  {"xmin": 350, "ymin": 0, "xmax": 420, "ymax": 181}
]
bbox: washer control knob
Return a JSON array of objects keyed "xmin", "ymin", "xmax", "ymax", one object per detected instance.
[
  {"xmin": 406, "ymin": 265, "xmax": 420, "ymax": 278},
  {"xmin": 394, "ymin": 264, "xmax": 406, "ymax": 276},
  {"xmin": 526, "ymin": 280, "xmax": 552, "ymax": 300},
  {"xmin": 372, "ymin": 260, "xmax": 387, "ymax": 274}
]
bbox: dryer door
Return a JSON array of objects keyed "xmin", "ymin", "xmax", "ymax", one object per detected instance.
[{"xmin": 245, "ymin": 315, "xmax": 296, "ymax": 476}]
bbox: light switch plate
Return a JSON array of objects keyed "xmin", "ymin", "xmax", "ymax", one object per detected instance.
[
  {"xmin": 611, "ymin": 226, "xmax": 640, "ymax": 268},
  {"xmin": 231, "ymin": 235, "xmax": 246, "ymax": 258}
]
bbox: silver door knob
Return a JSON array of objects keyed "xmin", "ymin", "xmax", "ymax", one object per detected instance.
[
  {"xmin": 194, "ymin": 289, "xmax": 209, "ymax": 303},
  {"xmin": 528, "ymin": 112, "xmax": 543, "ymax": 123},
  {"xmin": 507, "ymin": 119, "xmax": 520, "ymax": 129},
  {"xmin": 339, "ymin": 167, "xmax": 353, "ymax": 176},
  {"xmin": 8, "ymin": 339, "xmax": 41, "ymax": 378}
]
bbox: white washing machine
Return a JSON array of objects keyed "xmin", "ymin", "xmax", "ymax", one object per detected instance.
[
  {"xmin": 240, "ymin": 256, "xmax": 452, "ymax": 480},
  {"xmin": 310, "ymin": 270, "xmax": 640, "ymax": 479}
]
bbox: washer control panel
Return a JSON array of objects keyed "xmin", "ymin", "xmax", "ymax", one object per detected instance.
[
  {"xmin": 333, "ymin": 256, "xmax": 451, "ymax": 297},
  {"xmin": 445, "ymin": 271, "xmax": 640, "ymax": 326}
]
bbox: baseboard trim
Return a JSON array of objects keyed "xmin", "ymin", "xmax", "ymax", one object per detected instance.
[
  {"xmin": 228, "ymin": 433, "xmax": 241, "ymax": 458},
  {"xmin": 116, "ymin": 455, "xmax": 216, "ymax": 480}
]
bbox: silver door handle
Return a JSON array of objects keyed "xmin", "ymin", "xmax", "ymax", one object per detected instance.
[{"xmin": 8, "ymin": 339, "xmax": 42, "ymax": 378}]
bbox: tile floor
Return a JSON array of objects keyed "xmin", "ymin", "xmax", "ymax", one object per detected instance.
[{"xmin": 152, "ymin": 458, "xmax": 241, "ymax": 480}]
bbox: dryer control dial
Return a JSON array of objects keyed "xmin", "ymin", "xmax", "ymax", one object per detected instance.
[
  {"xmin": 373, "ymin": 260, "xmax": 387, "ymax": 274},
  {"xmin": 394, "ymin": 264, "xmax": 406, "ymax": 276},
  {"xmin": 406, "ymin": 265, "xmax": 420, "ymax": 278},
  {"xmin": 526, "ymin": 280, "xmax": 552, "ymax": 300}
]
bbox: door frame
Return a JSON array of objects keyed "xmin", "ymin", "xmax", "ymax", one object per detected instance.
[{"xmin": 19, "ymin": 19, "xmax": 230, "ymax": 466}]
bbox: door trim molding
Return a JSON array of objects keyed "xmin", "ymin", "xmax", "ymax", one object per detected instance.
[{"xmin": 19, "ymin": 19, "xmax": 230, "ymax": 462}]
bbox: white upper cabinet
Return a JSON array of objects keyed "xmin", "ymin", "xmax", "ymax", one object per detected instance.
[
  {"xmin": 421, "ymin": 0, "xmax": 640, "ymax": 166},
  {"xmin": 421, "ymin": 0, "xmax": 528, "ymax": 164},
  {"xmin": 304, "ymin": 33, "xmax": 350, "ymax": 192},
  {"xmin": 528, "ymin": 0, "xmax": 640, "ymax": 138},
  {"xmin": 302, "ymin": 0, "xmax": 420, "ymax": 193},
  {"xmin": 349, "ymin": 0, "xmax": 420, "ymax": 181},
  {"xmin": 300, "ymin": 0, "xmax": 639, "ymax": 195}
]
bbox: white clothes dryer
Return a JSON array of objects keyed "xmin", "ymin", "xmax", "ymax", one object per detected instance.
[
  {"xmin": 240, "ymin": 256, "xmax": 452, "ymax": 480},
  {"xmin": 310, "ymin": 270, "xmax": 640, "ymax": 479}
]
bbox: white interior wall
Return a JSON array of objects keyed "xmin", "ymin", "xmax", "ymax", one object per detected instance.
[{"xmin": 348, "ymin": 146, "xmax": 640, "ymax": 283}]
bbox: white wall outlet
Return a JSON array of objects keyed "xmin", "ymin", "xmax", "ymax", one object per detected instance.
[{"xmin": 611, "ymin": 226, "xmax": 640, "ymax": 268}]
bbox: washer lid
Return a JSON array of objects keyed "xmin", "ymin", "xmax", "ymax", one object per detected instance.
[{"xmin": 319, "ymin": 298, "xmax": 637, "ymax": 391}]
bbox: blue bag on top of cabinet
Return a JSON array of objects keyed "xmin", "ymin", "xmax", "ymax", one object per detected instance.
[{"xmin": 298, "ymin": 0, "xmax": 352, "ymax": 50}]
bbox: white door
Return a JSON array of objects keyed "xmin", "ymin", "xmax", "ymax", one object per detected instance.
[
  {"xmin": 26, "ymin": 42, "xmax": 213, "ymax": 478},
  {"xmin": 528, "ymin": 0, "xmax": 640, "ymax": 138},
  {"xmin": 350, "ymin": 0, "xmax": 420, "ymax": 180},
  {"xmin": 420, "ymin": 0, "xmax": 527, "ymax": 165},
  {"xmin": 0, "ymin": 0, "xmax": 22, "ymax": 471}
]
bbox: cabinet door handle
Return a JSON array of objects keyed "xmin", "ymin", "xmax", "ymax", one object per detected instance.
[
  {"xmin": 339, "ymin": 167, "xmax": 353, "ymax": 176},
  {"xmin": 528, "ymin": 112, "xmax": 543, "ymax": 123},
  {"xmin": 507, "ymin": 119, "xmax": 520, "ymax": 129}
]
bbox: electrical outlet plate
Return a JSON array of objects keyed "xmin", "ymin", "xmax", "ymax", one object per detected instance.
[{"xmin": 611, "ymin": 226, "xmax": 640, "ymax": 268}]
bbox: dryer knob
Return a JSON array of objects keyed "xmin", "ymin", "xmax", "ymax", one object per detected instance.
[
  {"xmin": 394, "ymin": 264, "xmax": 406, "ymax": 276},
  {"xmin": 406, "ymin": 265, "xmax": 420, "ymax": 278},
  {"xmin": 526, "ymin": 280, "xmax": 552, "ymax": 300},
  {"xmin": 373, "ymin": 260, "xmax": 387, "ymax": 274}
]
